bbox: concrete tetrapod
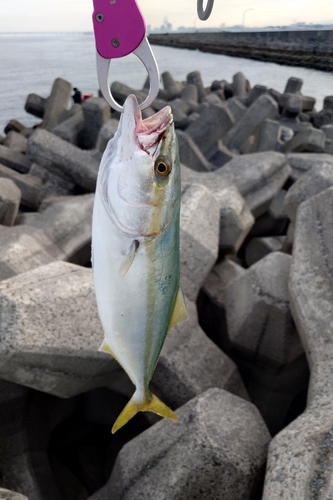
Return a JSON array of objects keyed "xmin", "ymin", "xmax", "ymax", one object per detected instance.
[
  {"xmin": 181, "ymin": 165, "xmax": 254, "ymax": 254},
  {"xmin": 224, "ymin": 252, "xmax": 308, "ymax": 435},
  {"xmin": 0, "ymin": 489, "xmax": 29, "ymax": 500},
  {"xmin": 93, "ymin": 388, "xmax": 270, "ymax": 500},
  {"xmin": 180, "ymin": 183, "xmax": 219, "ymax": 301},
  {"xmin": 263, "ymin": 186, "xmax": 333, "ymax": 499},
  {"xmin": 284, "ymin": 162, "xmax": 333, "ymax": 224},
  {"xmin": 0, "ymin": 194, "xmax": 94, "ymax": 281},
  {"xmin": 0, "ymin": 262, "xmax": 119, "ymax": 397}
]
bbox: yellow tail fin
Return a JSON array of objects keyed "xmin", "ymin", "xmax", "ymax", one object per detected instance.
[{"xmin": 112, "ymin": 391, "xmax": 177, "ymax": 434}]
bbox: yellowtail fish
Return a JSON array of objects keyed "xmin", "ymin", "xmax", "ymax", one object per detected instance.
[{"xmin": 92, "ymin": 94, "xmax": 188, "ymax": 433}]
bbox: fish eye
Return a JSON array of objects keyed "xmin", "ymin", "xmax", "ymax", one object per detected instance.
[{"xmin": 155, "ymin": 159, "xmax": 171, "ymax": 177}]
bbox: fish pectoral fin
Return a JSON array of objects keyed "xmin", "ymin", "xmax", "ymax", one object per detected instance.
[
  {"xmin": 119, "ymin": 239, "xmax": 139, "ymax": 277},
  {"xmin": 112, "ymin": 391, "xmax": 177, "ymax": 434},
  {"xmin": 168, "ymin": 287, "xmax": 188, "ymax": 330}
]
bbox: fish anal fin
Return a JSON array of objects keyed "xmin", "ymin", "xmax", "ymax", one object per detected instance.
[
  {"xmin": 119, "ymin": 239, "xmax": 139, "ymax": 277},
  {"xmin": 112, "ymin": 391, "xmax": 177, "ymax": 434},
  {"xmin": 99, "ymin": 340, "xmax": 117, "ymax": 358},
  {"xmin": 168, "ymin": 287, "xmax": 188, "ymax": 330},
  {"xmin": 99, "ymin": 340, "xmax": 135, "ymax": 385}
]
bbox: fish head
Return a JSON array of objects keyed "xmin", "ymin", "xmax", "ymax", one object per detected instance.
[{"xmin": 99, "ymin": 94, "xmax": 180, "ymax": 238}]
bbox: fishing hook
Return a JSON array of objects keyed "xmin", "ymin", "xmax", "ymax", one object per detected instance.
[{"xmin": 197, "ymin": 0, "xmax": 214, "ymax": 20}]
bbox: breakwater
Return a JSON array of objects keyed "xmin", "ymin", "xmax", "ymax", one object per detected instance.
[{"xmin": 149, "ymin": 30, "xmax": 333, "ymax": 72}]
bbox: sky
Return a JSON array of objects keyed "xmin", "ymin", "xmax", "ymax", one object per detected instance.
[{"xmin": 0, "ymin": 0, "xmax": 332, "ymax": 32}]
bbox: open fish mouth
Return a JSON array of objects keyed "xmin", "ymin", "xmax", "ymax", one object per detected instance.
[{"xmin": 125, "ymin": 94, "xmax": 173, "ymax": 152}]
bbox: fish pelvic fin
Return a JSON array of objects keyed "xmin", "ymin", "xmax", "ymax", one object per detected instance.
[
  {"xmin": 168, "ymin": 287, "xmax": 188, "ymax": 330},
  {"xmin": 112, "ymin": 391, "xmax": 177, "ymax": 434}
]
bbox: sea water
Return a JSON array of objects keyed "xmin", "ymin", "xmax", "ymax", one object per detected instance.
[{"xmin": 0, "ymin": 32, "xmax": 332, "ymax": 133}]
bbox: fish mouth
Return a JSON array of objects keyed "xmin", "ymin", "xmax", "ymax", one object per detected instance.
[{"xmin": 124, "ymin": 94, "xmax": 173, "ymax": 152}]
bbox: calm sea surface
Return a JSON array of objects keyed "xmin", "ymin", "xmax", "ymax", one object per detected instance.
[{"xmin": 0, "ymin": 32, "xmax": 332, "ymax": 134}]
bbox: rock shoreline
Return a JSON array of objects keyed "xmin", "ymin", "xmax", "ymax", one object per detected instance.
[
  {"xmin": 149, "ymin": 30, "xmax": 333, "ymax": 72},
  {"xmin": 0, "ymin": 70, "xmax": 333, "ymax": 498}
]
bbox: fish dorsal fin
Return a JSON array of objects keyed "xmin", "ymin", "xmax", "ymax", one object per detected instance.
[
  {"xmin": 168, "ymin": 287, "xmax": 188, "ymax": 330},
  {"xmin": 119, "ymin": 240, "xmax": 139, "ymax": 277}
]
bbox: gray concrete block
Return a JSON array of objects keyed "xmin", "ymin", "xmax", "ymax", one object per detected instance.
[
  {"xmin": 0, "ymin": 194, "xmax": 93, "ymax": 280},
  {"xmin": 202, "ymin": 259, "xmax": 245, "ymax": 309},
  {"xmin": 106, "ymin": 388, "xmax": 270, "ymax": 500},
  {"xmin": 322, "ymin": 123, "xmax": 333, "ymax": 148},
  {"xmin": 0, "ymin": 381, "xmax": 45, "ymax": 500},
  {"xmin": 249, "ymin": 189, "xmax": 289, "ymax": 237},
  {"xmin": 162, "ymin": 71, "xmax": 182, "ymax": 99},
  {"xmin": 208, "ymin": 141, "xmax": 235, "ymax": 168},
  {"xmin": 279, "ymin": 125, "xmax": 294, "ymax": 148},
  {"xmin": 150, "ymin": 97, "xmax": 168, "ymax": 112},
  {"xmin": 203, "ymin": 91, "xmax": 224, "ymax": 106},
  {"xmin": 169, "ymin": 101, "xmax": 189, "ymax": 129},
  {"xmin": 225, "ymin": 252, "xmax": 301, "ymax": 367},
  {"xmin": 312, "ymin": 109, "xmax": 333, "ymax": 128},
  {"xmin": 0, "ymin": 489, "xmax": 28, "ymax": 500},
  {"xmin": 323, "ymin": 95, "xmax": 333, "ymax": 111},
  {"xmin": 263, "ymin": 401, "xmax": 333, "ymax": 499},
  {"xmin": 27, "ymin": 129, "xmax": 99, "ymax": 191},
  {"xmin": 216, "ymin": 152, "xmax": 291, "ymax": 217},
  {"xmin": 42, "ymin": 78, "xmax": 72, "ymax": 131},
  {"xmin": 81, "ymin": 97, "xmax": 111, "ymax": 149},
  {"xmin": 232, "ymin": 71, "xmax": 247, "ymax": 98},
  {"xmin": 110, "ymin": 81, "xmax": 147, "ymax": 105},
  {"xmin": 187, "ymin": 70, "xmax": 206, "ymax": 102},
  {"xmin": 198, "ymin": 258, "xmax": 246, "ymax": 354},
  {"xmin": 52, "ymin": 107, "xmax": 85, "ymax": 145},
  {"xmin": 268, "ymin": 87, "xmax": 282, "ymax": 104},
  {"xmin": 284, "ymin": 76, "xmax": 303, "ymax": 94},
  {"xmin": 95, "ymin": 118, "xmax": 119, "ymax": 152},
  {"xmin": 245, "ymin": 236, "xmax": 285, "ymax": 266},
  {"xmin": 0, "ymin": 179, "xmax": 21, "ymax": 226},
  {"xmin": 224, "ymin": 94, "xmax": 278, "ymax": 151},
  {"xmin": 214, "ymin": 182, "xmax": 254, "ymax": 253},
  {"xmin": 151, "ymin": 300, "xmax": 249, "ymax": 412},
  {"xmin": 324, "ymin": 138, "xmax": 332, "ymax": 155},
  {"xmin": 180, "ymin": 84, "xmax": 198, "ymax": 113},
  {"xmin": 280, "ymin": 93, "xmax": 315, "ymax": 113},
  {"xmin": 0, "ymin": 262, "xmax": 119, "ymax": 397},
  {"xmin": 225, "ymin": 97, "xmax": 247, "ymax": 122},
  {"xmin": 176, "ymin": 130, "xmax": 213, "ymax": 172},
  {"xmin": 283, "ymin": 94, "xmax": 302, "ymax": 116},
  {"xmin": 257, "ymin": 119, "xmax": 281, "ymax": 152},
  {"xmin": 0, "ymin": 144, "xmax": 31, "ymax": 173},
  {"xmin": 284, "ymin": 163, "xmax": 333, "ymax": 223},
  {"xmin": 25, "ymin": 93, "xmax": 47, "ymax": 118},
  {"xmin": 290, "ymin": 186, "xmax": 333, "ymax": 404},
  {"xmin": 29, "ymin": 194, "xmax": 94, "ymax": 265},
  {"xmin": 282, "ymin": 221, "xmax": 294, "ymax": 254},
  {"xmin": 3, "ymin": 131, "xmax": 27, "ymax": 154},
  {"xmin": 180, "ymin": 183, "xmax": 219, "ymax": 301},
  {"xmin": 263, "ymin": 186, "xmax": 333, "ymax": 499},
  {"xmin": 186, "ymin": 102, "xmax": 234, "ymax": 156},
  {"xmin": 181, "ymin": 166, "xmax": 254, "ymax": 254},
  {"xmin": 286, "ymin": 152, "xmax": 333, "ymax": 180},
  {"xmin": 248, "ymin": 84, "xmax": 268, "ymax": 106},
  {"xmin": 0, "ymin": 225, "xmax": 56, "ymax": 281},
  {"xmin": 0, "ymin": 163, "xmax": 44, "ymax": 210}
]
